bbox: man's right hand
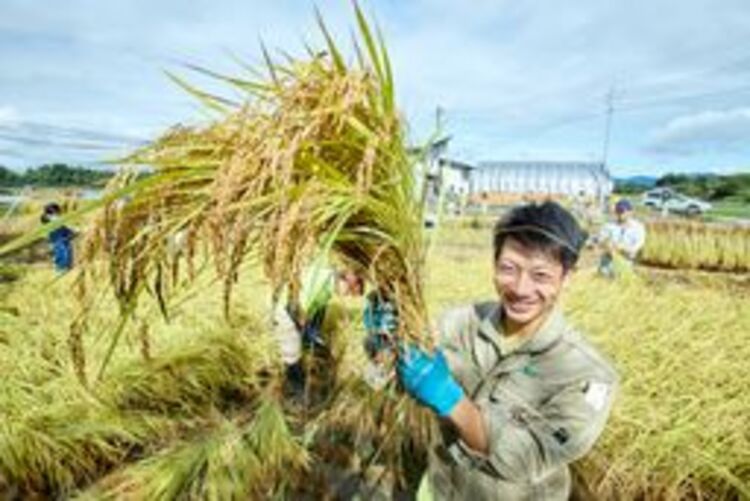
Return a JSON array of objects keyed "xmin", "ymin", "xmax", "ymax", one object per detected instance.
[{"xmin": 397, "ymin": 346, "xmax": 464, "ymax": 417}]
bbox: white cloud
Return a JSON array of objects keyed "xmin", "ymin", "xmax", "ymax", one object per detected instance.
[
  {"xmin": 2, "ymin": 0, "xmax": 750, "ymax": 172},
  {"xmin": 647, "ymin": 108, "xmax": 750, "ymax": 155},
  {"xmin": 0, "ymin": 106, "xmax": 18, "ymax": 125}
]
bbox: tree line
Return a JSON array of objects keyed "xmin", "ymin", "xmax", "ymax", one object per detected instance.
[
  {"xmin": 616, "ymin": 172, "xmax": 750, "ymax": 202},
  {"xmin": 0, "ymin": 164, "xmax": 114, "ymax": 188},
  {"xmin": 655, "ymin": 173, "xmax": 750, "ymax": 202}
]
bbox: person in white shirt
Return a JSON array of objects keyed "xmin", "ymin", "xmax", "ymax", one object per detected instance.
[{"xmin": 597, "ymin": 199, "xmax": 646, "ymax": 278}]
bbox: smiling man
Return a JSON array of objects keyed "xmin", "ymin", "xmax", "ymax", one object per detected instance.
[{"xmin": 399, "ymin": 201, "xmax": 618, "ymax": 500}]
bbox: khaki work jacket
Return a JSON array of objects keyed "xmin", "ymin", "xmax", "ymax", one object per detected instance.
[{"xmin": 426, "ymin": 301, "xmax": 618, "ymax": 501}]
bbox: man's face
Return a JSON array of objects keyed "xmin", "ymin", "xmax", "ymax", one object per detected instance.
[
  {"xmin": 337, "ymin": 270, "xmax": 363, "ymax": 296},
  {"xmin": 493, "ymin": 237, "xmax": 567, "ymax": 328},
  {"xmin": 616, "ymin": 209, "xmax": 630, "ymax": 223}
]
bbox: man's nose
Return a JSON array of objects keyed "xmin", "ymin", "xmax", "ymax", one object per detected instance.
[{"xmin": 509, "ymin": 271, "xmax": 534, "ymax": 296}]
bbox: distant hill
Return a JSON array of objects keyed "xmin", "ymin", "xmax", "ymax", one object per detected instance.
[
  {"xmin": 614, "ymin": 175, "xmax": 657, "ymax": 194},
  {"xmin": 614, "ymin": 175, "xmax": 658, "ymax": 187}
]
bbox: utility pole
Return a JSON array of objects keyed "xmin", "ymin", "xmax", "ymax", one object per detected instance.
[
  {"xmin": 601, "ymin": 87, "xmax": 614, "ymax": 168},
  {"xmin": 599, "ymin": 87, "xmax": 615, "ymax": 213}
]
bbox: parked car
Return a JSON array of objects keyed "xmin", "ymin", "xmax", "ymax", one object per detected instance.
[{"xmin": 641, "ymin": 188, "xmax": 712, "ymax": 216}]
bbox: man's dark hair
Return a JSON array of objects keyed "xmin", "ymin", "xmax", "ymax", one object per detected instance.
[
  {"xmin": 41, "ymin": 202, "xmax": 63, "ymax": 224},
  {"xmin": 493, "ymin": 201, "xmax": 588, "ymax": 272},
  {"xmin": 43, "ymin": 202, "xmax": 62, "ymax": 216}
]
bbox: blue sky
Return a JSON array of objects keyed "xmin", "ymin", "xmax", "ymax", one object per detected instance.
[{"xmin": 1, "ymin": 0, "xmax": 749, "ymax": 176}]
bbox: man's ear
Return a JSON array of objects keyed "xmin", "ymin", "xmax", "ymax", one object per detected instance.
[{"xmin": 561, "ymin": 269, "xmax": 574, "ymax": 290}]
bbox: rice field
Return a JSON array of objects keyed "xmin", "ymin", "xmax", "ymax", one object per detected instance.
[
  {"xmin": 641, "ymin": 219, "xmax": 750, "ymax": 272},
  {"xmin": 1, "ymin": 224, "xmax": 748, "ymax": 499}
]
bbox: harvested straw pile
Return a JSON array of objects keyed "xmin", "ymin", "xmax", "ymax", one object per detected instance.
[
  {"xmin": 569, "ymin": 271, "xmax": 750, "ymax": 500},
  {"xmin": 0, "ymin": 270, "xmax": 313, "ymax": 499}
]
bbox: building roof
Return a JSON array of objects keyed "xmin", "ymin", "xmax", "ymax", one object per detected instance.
[
  {"xmin": 438, "ymin": 158, "xmax": 476, "ymax": 171},
  {"xmin": 406, "ymin": 135, "xmax": 453, "ymax": 158},
  {"xmin": 475, "ymin": 160, "xmax": 612, "ymax": 183},
  {"xmin": 477, "ymin": 160, "xmax": 610, "ymax": 176}
]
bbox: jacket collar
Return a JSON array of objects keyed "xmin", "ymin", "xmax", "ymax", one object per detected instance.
[{"xmin": 476, "ymin": 301, "xmax": 566, "ymax": 357}]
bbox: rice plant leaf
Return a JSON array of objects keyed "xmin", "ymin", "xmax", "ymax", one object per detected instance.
[
  {"xmin": 315, "ymin": 7, "xmax": 347, "ymax": 74},
  {"xmin": 165, "ymin": 71, "xmax": 237, "ymax": 114},
  {"xmin": 260, "ymin": 41, "xmax": 281, "ymax": 89},
  {"xmin": 181, "ymin": 62, "xmax": 273, "ymax": 95},
  {"xmin": 352, "ymin": 0, "xmax": 384, "ymax": 82},
  {"xmin": 350, "ymin": 29, "xmax": 366, "ymax": 68},
  {"xmin": 376, "ymin": 23, "xmax": 394, "ymax": 111},
  {"xmin": 96, "ymin": 297, "xmax": 139, "ymax": 382}
]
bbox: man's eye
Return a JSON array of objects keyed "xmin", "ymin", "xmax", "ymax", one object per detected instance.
[{"xmin": 533, "ymin": 272, "xmax": 552, "ymax": 282}]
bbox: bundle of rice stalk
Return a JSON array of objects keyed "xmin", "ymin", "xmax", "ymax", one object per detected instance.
[
  {"xmin": 641, "ymin": 220, "xmax": 750, "ymax": 272},
  {"xmin": 78, "ymin": 398, "xmax": 309, "ymax": 501},
  {"xmin": 53, "ymin": 3, "xmax": 432, "ymax": 384}
]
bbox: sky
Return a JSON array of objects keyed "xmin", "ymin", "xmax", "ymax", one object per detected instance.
[{"xmin": 1, "ymin": 0, "xmax": 749, "ymax": 177}]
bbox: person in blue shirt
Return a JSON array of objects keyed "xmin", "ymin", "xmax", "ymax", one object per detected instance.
[
  {"xmin": 361, "ymin": 288, "xmax": 399, "ymax": 389},
  {"xmin": 41, "ymin": 202, "xmax": 76, "ymax": 272}
]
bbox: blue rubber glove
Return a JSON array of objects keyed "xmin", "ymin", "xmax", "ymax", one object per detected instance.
[{"xmin": 397, "ymin": 345, "xmax": 464, "ymax": 417}]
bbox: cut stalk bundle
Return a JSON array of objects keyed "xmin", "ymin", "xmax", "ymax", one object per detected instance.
[{"xmin": 70, "ymin": 4, "xmax": 430, "ymax": 381}]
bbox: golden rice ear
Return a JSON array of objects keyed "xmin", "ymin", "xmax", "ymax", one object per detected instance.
[{"xmin": 72, "ymin": 1, "xmax": 432, "ymax": 359}]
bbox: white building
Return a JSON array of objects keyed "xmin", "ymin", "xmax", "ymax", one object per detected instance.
[
  {"xmin": 471, "ymin": 161, "xmax": 613, "ymax": 200},
  {"xmin": 437, "ymin": 158, "xmax": 474, "ymax": 198}
]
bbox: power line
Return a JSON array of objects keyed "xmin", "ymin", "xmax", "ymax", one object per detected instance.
[
  {"xmin": 0, "ymin": 132, "xmax": 133, "ymax": 151},
  {"xmin": 616, "ymin": 85, "xmax": 750, "ymax": 112},
  {"xmin": 0, "ymin": 121, "xmax": 148, "ymax": 145}
]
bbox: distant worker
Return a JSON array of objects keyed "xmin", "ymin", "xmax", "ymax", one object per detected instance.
[
  {"xmin": 597, "ymin": 198, "xmax": 646, "ymax": 278},
  {"xmin": 397, "ymin": 201, "xmax": 618, "ymax": 500},
  {"xmin": 273, "ymin": 257, "xmax": 364, "ymax": 401},
  {"xmin": 40, "ymin": 202, "xmax": 76, "ymax": 272}
]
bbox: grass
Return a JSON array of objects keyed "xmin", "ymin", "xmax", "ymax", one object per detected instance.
[
  {"xmin": 0, "ymin": 266, "xmax": 309, "ymax": 498},
  {"xmin": 708, "ymin": 199, "xmax": 750, "ymax": 220},
  {"xmin": 567, "ymin": 271, "xmax": 750, "ymax": 500},
  {"xmin": 20, "ymin": 1, "xmax": 437, "ymax": 389}
]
